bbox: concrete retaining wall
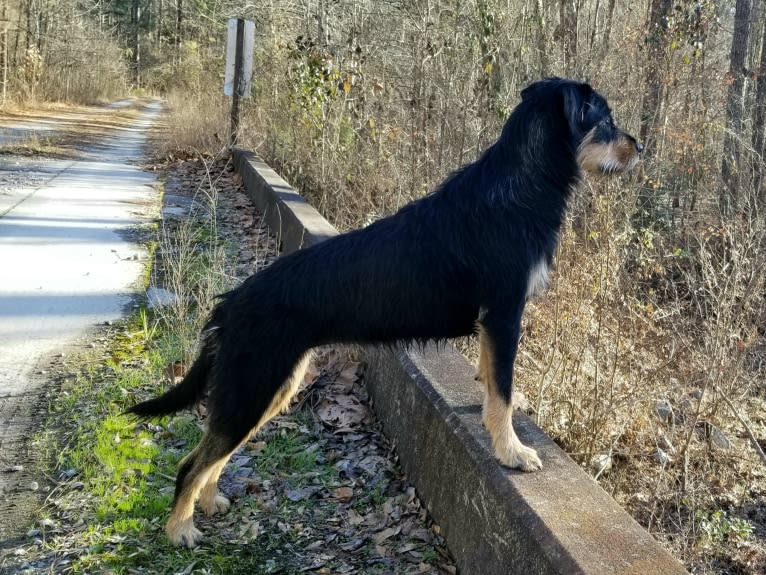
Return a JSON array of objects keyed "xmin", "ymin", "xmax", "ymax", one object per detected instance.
[{"xmin": 232, "ymin": 148, "xmax": 689, "ymax": 575}]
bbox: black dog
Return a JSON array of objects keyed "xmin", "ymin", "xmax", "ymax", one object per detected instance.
[{"xmin": 129, "ymin": 78, "xmax": 642, "ymax": 547}]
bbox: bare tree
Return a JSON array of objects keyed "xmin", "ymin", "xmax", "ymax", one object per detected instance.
[
  {"xmin": 721, "ymin": 0, "xmax": 753, "ymax": 215},
  {"xmin": 752, "ymin": 7, "xmax": 766, "ymax": 201},
  {"xmin": 532, "ymin": 0, "xmax": 549, "ymax": 75},
  {"xmin": 175, "ymin": 0, "xmax": 182, "ymax": 58},
  {"xmin": 132, "ymin": 0, "xmax": 141, "ymax": 85},
  {"xmin": 557, "ymin": 0, "xmax": 578, "ymax": 76},
  {"xmin": 639, "ymin": 0, "xmax": 671, "ymax": 150}
]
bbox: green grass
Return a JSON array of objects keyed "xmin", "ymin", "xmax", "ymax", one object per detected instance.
[
  {"xmin": 32, "ymin": 311, "xmax": 356, "ymax": 574},
  {"xmin": 35, "ymin": 316, "xmax": 299, "ymax": 574},
  {"xmin": 259, "ymin": 434, "xmax": 319, "ymax": 476}
]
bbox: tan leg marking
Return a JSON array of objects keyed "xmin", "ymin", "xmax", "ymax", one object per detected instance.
[
  {"xmin": 259, "ymin": 351, "xmax": 312, "ymax": 423},
  {"xmin": 476, "ymin": 325, "xmax": 490, "ymax": 387},
  {"xmin": 166, "ymin": 350, "xmax": 314, "ymax": 547},
  {"xmin": 478, "ymin": 327, "xmax": 542, "ymax": 471},
  {"xmin": 477, "ymin": 326, "xmax": 492, "ymax": 430},
  {"xmin": 166, "ymin": 433, "xmax": 231, "ymax": 548},
  {"xmin": 198, "ymin": 459, "xmax": 230, "ymax": 516}
]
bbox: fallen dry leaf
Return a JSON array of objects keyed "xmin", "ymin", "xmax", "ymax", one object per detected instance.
[
  {"xmin": 372, "ymin": 525, "xmax": 401, "ymax": 544},
  {"xmin": 285, "ymin": 485, "xmax": 322, "ymax": 502},
  {"xmin": 247, "ymin": 440, "xmax": 267, "ymax": 453},
  {"xmin": 163, "ymin": 361, "xmax": 186, "ymax": 383},
  {"xmin": 333, "ymin": 486, "xmax": 354, "ymax": 502},
  {"xmin": 304, "ymin": 359, "xmax": 321, "ymax": 383},
  {"xmin": 315, "ymin": 395, "xmax": 369, "ymax": 429}
]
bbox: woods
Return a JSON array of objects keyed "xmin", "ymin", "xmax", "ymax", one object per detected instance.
[{"xmin": 1, "ymin": 1, "xmax": 765, "ymax": 573}]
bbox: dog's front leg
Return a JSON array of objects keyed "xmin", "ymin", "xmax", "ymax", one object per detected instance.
[
  {"xmin": 479, "ymin": 303, "xmax": 542, "ymax": 472},
  {"xmin": 476, "ymin": 322, "xmax": 490, "ymax": 386}
]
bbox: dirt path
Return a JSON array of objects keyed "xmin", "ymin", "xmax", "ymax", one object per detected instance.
[{"xmin": 0, "ymin": 100, "xmax": 162, "ymax": 543}]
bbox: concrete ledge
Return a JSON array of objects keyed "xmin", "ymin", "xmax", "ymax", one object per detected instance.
[
  {"xmin": 232, "ymin": 150, "xmax": 336, "ymax": 252},
  {"xmin": 232, "ymin": 148, "xmax": 689, "ymax": 575}
]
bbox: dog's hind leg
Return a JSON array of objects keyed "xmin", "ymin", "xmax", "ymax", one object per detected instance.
[
  {"xmin": 166, "ymin": 348, "xmax": 314, "ymax": 547},
  {"xmin": 258, "ymin": 351, "xmax": 313, "ymax": 423},
  {"xmin": 197, "ymin": 458, "xmax": 231, "ymax": 517},
  {"xmin": 196, "ymin": 351, "xmax": 313, "ymax": 518},
  {"xmin": 479, "ymin": 305, "xmax": 542, "ymax": 472},
  {"xmin": 166, "ymin": 429, "xmax": 239, "ymax": 547}
]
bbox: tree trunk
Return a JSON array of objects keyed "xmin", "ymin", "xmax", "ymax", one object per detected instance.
[
  {"xmin": 599, "ymin": 0, "xmax": 617, "ymax": 64},
  {"xmin": 752, "ymin": 10, "xmax": 766, "ymax": 203},
  {"xmin": 24, "ymin": 0, "xmax": 30, "ymax": 52},
  {"xmin": 1, "ymin": 0, "xmax": 6, "ymax": 104},
  {"xmin": 132, "ymin": 0, "xmax": 141, "ymax": 85},
  {"xmin": 533, "ymin": 0, "xmax": 549, "ymax": 76},
  {"xmin": 318, "ymin": 0, "xmax": 327, "ymax": 46},
  {"xmin": 157, "ymin": 0, "xmax": 162, "ymax": 47},
  {"xmin": 640, "ymin": 0, "xmax": 672, "ymax": 150},
  {"xmin": 175, "ymin": 0, "xmax": 182, "ymax": 59},
  {"xmin": 721, "ymin": 0, "xmax": 753, "ymax": 215},
  {"xmin": 558, "ymin": 0, "xmax": 578, "ymax": 76}
]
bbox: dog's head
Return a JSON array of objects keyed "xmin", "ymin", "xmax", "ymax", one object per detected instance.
[{"xmin": 521, "ymin": 78, "xmax": 643, "ymax": 174}]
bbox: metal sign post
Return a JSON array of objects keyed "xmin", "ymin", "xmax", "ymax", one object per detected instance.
[
  {"xmin": 230, "ymin": 19, "xmax": 244, "ymax": 146},
  {"xmin": 224, "ymin": 18, "xmax": 255, "ymax": 147}
]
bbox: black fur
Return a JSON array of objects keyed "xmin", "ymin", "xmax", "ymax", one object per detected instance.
[{"xmin": 129, "ymin": 78, "xmax": 640, "ymax": 510}]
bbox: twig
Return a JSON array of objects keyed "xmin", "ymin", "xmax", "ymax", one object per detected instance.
[{"xmin": 717, "ymin": 385, "xmax": 766, "ymax": 467}]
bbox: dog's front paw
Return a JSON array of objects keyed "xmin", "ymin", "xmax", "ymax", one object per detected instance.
[
  {"xmin": 200, "ymin": 493, "xmax": 231, "ymax": 516},
  {"xmin": 496, "ymin": 442, "xmax": 543, "ymax": 472},
  {"xmin": 167, "ymin": 518, "xmax": 203, "ymax": 548}
]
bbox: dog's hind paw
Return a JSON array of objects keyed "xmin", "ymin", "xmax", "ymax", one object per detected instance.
[
  {"xmin": 496, "ymin": 442, "xmax": 543, "ymax": 472},
  {"xmin": 167, "ymin": 519, "xmax": 203, "ymax": 548},
  {"xmin": 200, "ymin": 493, "xmax": 231, "ymax": 516}
]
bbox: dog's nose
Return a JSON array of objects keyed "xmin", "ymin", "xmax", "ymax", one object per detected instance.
[{"xmin": 636, "ymin": 142, "xmax": 644, "ymax": 154}]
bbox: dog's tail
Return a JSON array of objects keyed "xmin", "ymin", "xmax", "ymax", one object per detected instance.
[{"xmin": 126, "ymin": 307, "xmax": 223, "ymax": 418}]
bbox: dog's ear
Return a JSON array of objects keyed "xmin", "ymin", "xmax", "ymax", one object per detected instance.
[{"xmin": 562, "ymin": 82, "xmax": 593, "ymax": 137}]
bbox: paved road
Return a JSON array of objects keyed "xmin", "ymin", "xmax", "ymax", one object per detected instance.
[{"xmin": 0, "ymin": 100, "xmax": 162, "ymax": 533}]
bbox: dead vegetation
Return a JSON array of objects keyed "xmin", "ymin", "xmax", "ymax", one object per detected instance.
[{"xmin": 516, "ymin": 178, "xmax": 766, "ymax": 573}]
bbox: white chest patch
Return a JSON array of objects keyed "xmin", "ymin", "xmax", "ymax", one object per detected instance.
[{"xmin": 526, "ymin": 258, "xmax": 550, "ymax": 299}]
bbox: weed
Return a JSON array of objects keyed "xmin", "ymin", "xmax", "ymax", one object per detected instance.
[
  {"xmin": 422, "ymin": 546, "xmax": 439, "ymax": 563},
  {"xmin": 697, "ymin": 510, "xmax": 754, "ymax": 549},
  {"xmin": 138, "ymin": 306, "xmax": 159, "ymax": 344},
  {"xmin": 151, "ymin": 159, "xmax": 233, "ymax": 365},
  {"xmin": 257, "ymin": 430, "xmax": 330, "ymax": 481}
]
